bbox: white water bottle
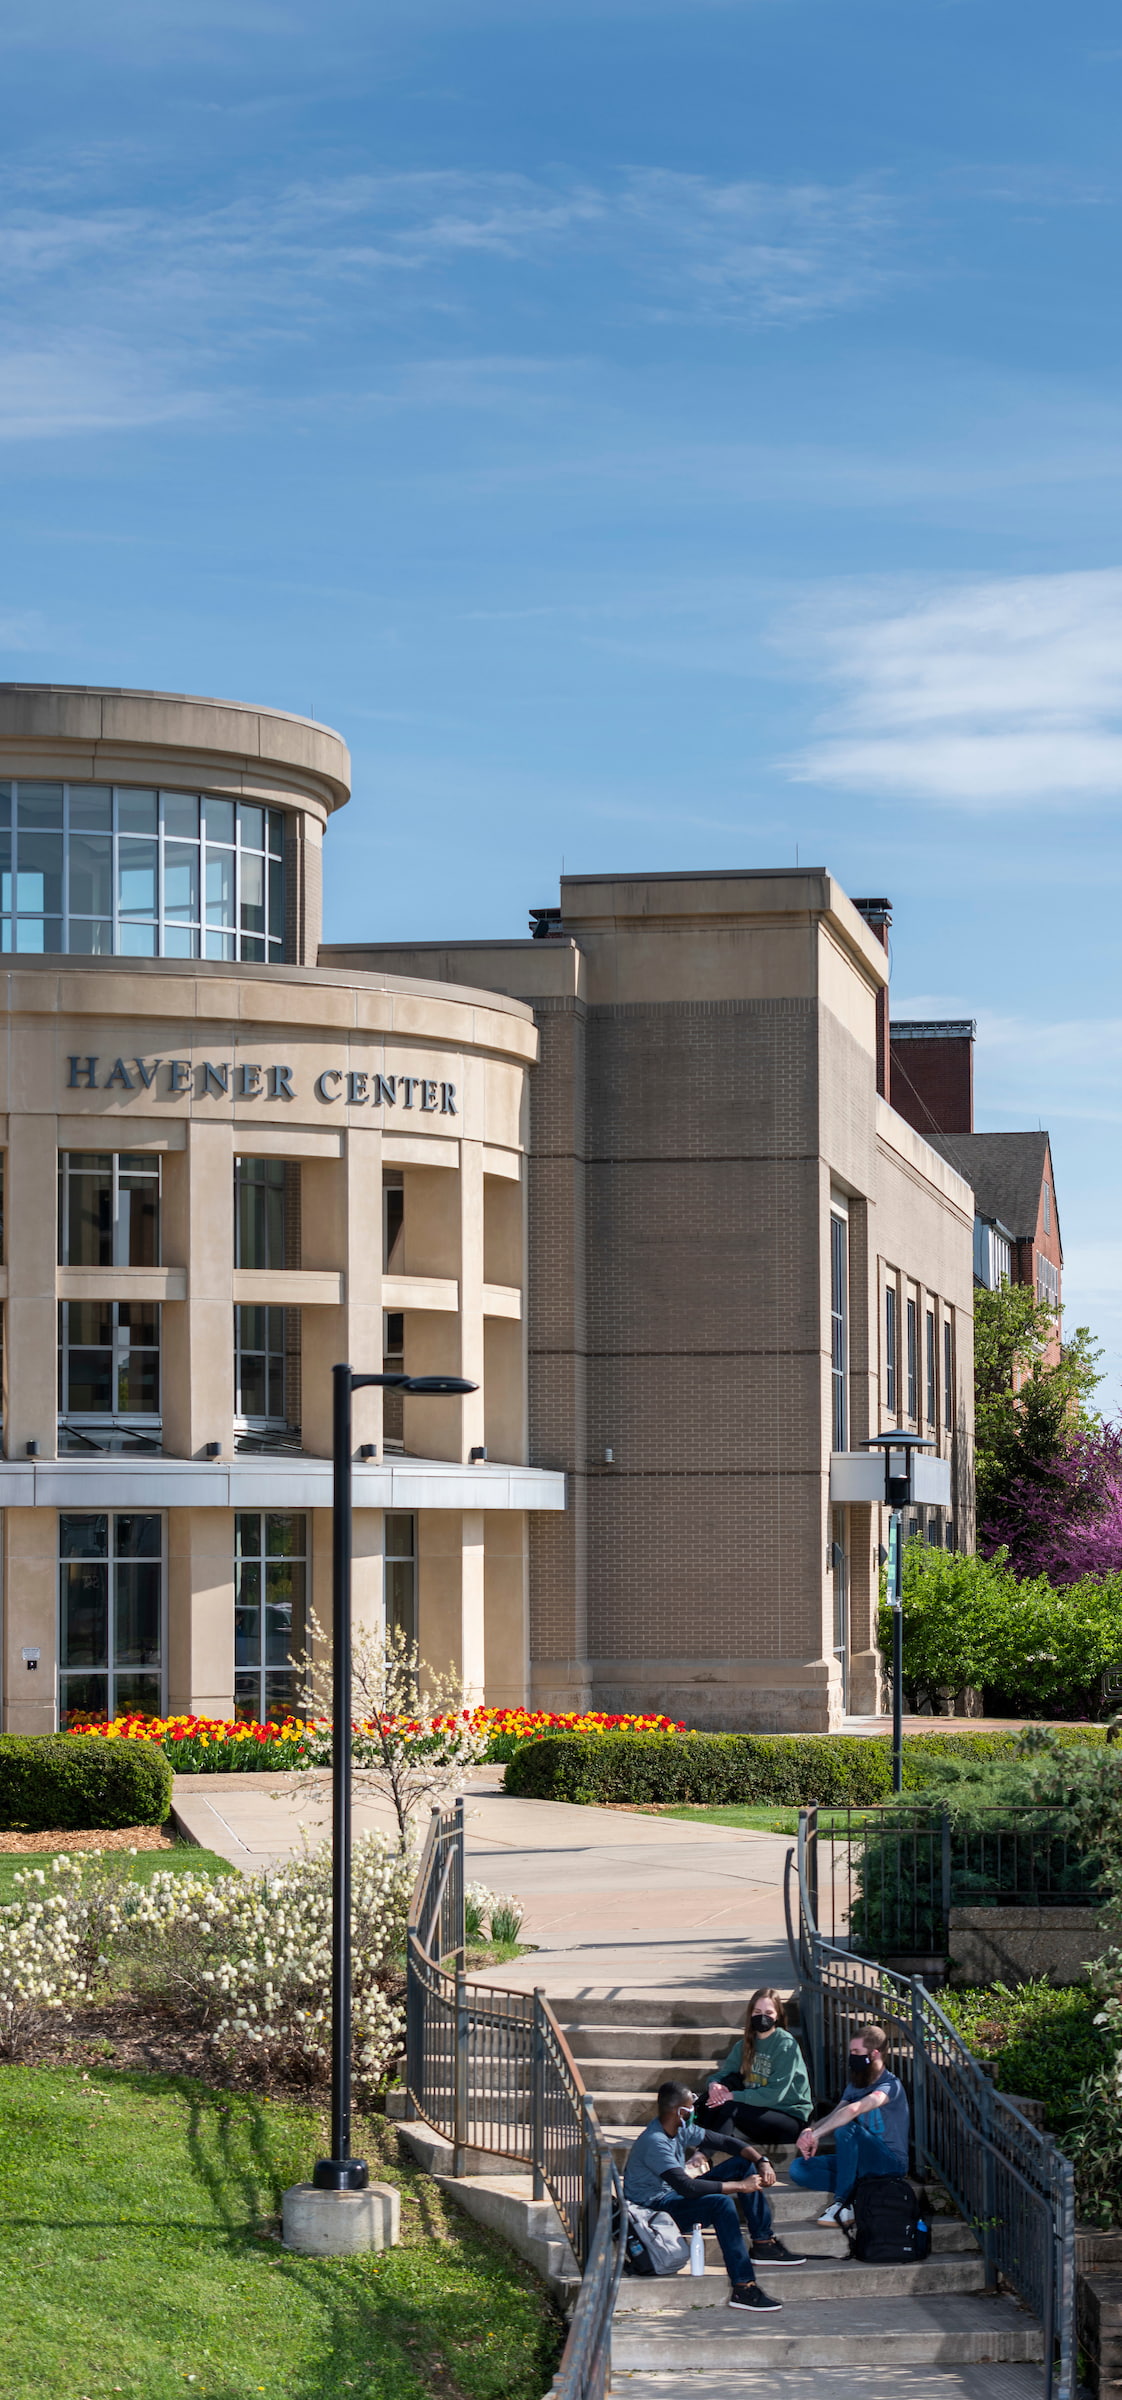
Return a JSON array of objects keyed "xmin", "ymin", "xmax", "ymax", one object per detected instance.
[{"xmin": 689, "ymin": 2223, "xmax": 705, "ymax": 2277}]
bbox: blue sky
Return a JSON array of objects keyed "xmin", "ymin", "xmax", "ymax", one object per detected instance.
[{"xmin": 3, "ymin": 0, "xmax": 1122, "ymax": 1403}]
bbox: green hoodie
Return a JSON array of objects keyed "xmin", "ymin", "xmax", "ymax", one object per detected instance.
[{"xmin": 711, "ymin": 2027, "xmax": 812, "ymax": 2124}]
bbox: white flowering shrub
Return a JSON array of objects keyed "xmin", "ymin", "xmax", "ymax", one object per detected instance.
[
  {"xmin": 0, "ymin": 1834, "xmax": 411, "ymax": 2089},
  {"xmin": 464, "ymin": 1881, "xmax": 525, "ymax": 1946}
]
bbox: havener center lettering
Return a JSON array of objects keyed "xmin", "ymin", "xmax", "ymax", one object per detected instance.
[{"xmin": 66, "ymin": 1057, "xmax": 458, "ymax": 1112}]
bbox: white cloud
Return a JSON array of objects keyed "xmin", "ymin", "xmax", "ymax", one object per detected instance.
[{"xmin": 784, "ymin": 569, "xmax": 1122, "ymax": 808}]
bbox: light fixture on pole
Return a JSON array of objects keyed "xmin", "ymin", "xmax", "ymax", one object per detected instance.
[
  {"xmin": 859, "ymin": 1430, "xmax": 944, "ymax": 1795},
  {"xmin": 312, "ymin": 1364, "xmax": 478, "ymax": 2197}
]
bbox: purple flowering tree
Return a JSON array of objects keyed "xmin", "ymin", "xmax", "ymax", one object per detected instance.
[{"xmin": 980, "ymin": 1421, "xmax": 1122, "ymax": 1584}]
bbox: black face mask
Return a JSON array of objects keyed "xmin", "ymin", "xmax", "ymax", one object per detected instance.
[
  {"xmin": 750, "ymin": 2014, "xmax": 777, "ymax": 2034},
  {"xmin": 848, "ymin": 2056, "xmax": 874, "ymax": 2086}
]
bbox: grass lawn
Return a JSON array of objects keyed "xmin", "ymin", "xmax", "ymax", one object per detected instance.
[
  {"xmin": 0, "ymin": 1844, "xmax": 237, "ymax": 1907},
  {"xmin": 0, "ymin": 2063, "xmax": 563, "ymax": 2400},
  {"xmin": 655, "ymin": 1803, "xmax": 866, "ymax": 1834}
]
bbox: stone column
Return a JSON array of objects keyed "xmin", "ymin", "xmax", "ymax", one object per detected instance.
[
  {"xmin": 301, "ymin": 1126, "xmax": 383, "ymax": 1457},
  {"xmin": 162, "ymin": 1120, "xmax": 235, "ymax": 1458},
  {"xmin": 483, "ymin": 1511, "xmax": 529, "ymax": 1707},
  {"xmin": 418, "ymin": 1510, "xmax": 485, "ymax": 1701},
  {"xmin": 3, "ymin": 1507, "xmax": 56, "ymax": 1732},
  {"xmin": 167, "ymin": 1508, "xmax": 235, "ymax": 1716}
]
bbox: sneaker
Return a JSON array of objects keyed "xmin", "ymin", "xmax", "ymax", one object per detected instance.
[
  {"xmin": 728, "ymin": 2283, "xmax": 783, "ymax": 2311},
  {"xmin": 837, "ymin": 2205, "xmax": 855, "ymax": 2229},
  {"xmin": 816, "ymin": 2200, "xmax": 844, "ymax": 2225},
  {"xmin": 751, "ymin": 2237, "xmax": 808, "ymax": 2266}
]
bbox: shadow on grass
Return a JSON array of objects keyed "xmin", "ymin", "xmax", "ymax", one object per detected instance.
[{"xmin": 48, "ymin": 2066, "xmax": 562, "ymax": 2400}]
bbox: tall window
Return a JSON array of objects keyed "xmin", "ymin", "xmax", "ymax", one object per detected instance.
[
  {"xmin": 234, "ymin": 1513, "xmax": 306, "ymax": 1722},
  {"xmin": 906, "ymin": 1297, "xmax": 918, "ymax": 1421},
  {"xmin": 0, "ymin": 781, "xmax": 284, "ymax": 961},
  {"xmin": 885, "ymin": 1285, "xmax": 897, "ymax": 1414},
  {"xmin": 60, "ymin": 1151, "xmax": 160, "ymax": 1266},
  {"xmin": 234, "ymin": 1158, "xmax": 300, "ymax": 1447},
  {"xmin": 59, "ymin": 1512, "xmax": 162, "ymax": 1724},
  {"xmin": 926, "ymin": 1307, "xmax": 936, "ymax": 1424},
  {"xmin": 944, "ymin": 1318, "xmax": 953, "ymax": 1430},
  {"xmin": 383, "ymin": 1311, "xmax": 405, "ymax": 1451},
  {"xmin": 1043, "ymin": 1180, "xmax": 1052, "ymax": 1234},
  {"xmin": 830, "ymin": 1210, "xmax": 848, "ymax": 1452},
  {"xmin": 384, "ymin": 1171, "xmax": 404, "ymax": 1271},
  {"xmin": 385, "ymin": 1512, "xmax": 416, "ymax": 1649}
]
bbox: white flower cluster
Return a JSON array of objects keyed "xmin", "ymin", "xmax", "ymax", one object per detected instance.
[
  {"xmin": 464, "ymin": 1881, "xmax": 525, "ymax": 1944},
  {"xmin": 0, "ymin": 1835, "xmax": 411, "ymax": 2087}
]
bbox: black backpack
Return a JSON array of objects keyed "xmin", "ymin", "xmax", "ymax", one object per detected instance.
[{"xmin": 847, "ymin": 2175, "xmax": 931, "ymax": 2264}]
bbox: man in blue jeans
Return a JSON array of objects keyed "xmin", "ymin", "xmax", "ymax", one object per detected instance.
[
  {"xmin": 624, "ymin": 2081, "xmax": 786, "ymax": 2310},
  {"xmin": 788, "ymin": 2021, "xmax": 909, "ymax": 2226}
]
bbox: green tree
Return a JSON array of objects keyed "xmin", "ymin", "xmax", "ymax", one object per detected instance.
[{"xmin": 974, "ymin": 1282, "xmax": 1102, "ymax": 1524}]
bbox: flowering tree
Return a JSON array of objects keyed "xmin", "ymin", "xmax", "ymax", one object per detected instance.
[
  {"xmin": 982, "ymin": 1422, "xmax": 1122, "ymax": 1585},
  {"xmin": 297, "ymin": 1619, "xmax": 488, "ymax": 1853}
]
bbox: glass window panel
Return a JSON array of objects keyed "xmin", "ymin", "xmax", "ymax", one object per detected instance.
[
  {"xmin": 117, "ymin": 790, "xmax": 158, "ymax": 835},
  {"xmin": 16, "ymin": 918, "xmax": 62, "ymax": 953},
  {"xmin": 67, "ymin": 1348, "xmax": 114, "ymax": 1412},
  {"xmin": 385, "ymin": 1512, "xmax": 415, "ymax": 1559},
  {"xmin": 69, "ymin": 833, "xmax": 113, "ymax": 917},
  {"xmin": 114, "ymin": 1672, "xmax": 161, "ymax": 1718},
  {"xmin": 236, "ymin": 1512, "xmax": 260, "ymax": 1558},
  {"xmin": 119, "ymin": 1172, "xmax": 159, "ymax": 1267},
  {"xmin": 118, "ymin": 1303, "xmax": 159, "ymax": 1347},
  {"xmin": 62, "ymin": 1561, "xmax": 109, "ymax": 1666},
  {"xmin": 265, "ymin": 1514, "xmax": 304, "ymax": 1559},
  {"xmin": 204, "ymin": 798, "xmax": 236, "ymax": 846},
  {"xmin": 70, "ymin": 787, "xmax": 112, "ymax": 831},
  {"xmin": 0, "ymin": 827, "xmax": 11, "ymax": 907},
  {"xmin": 119, "ymin": 923, "xmax": 157, "ymax": 958},
  {"xmin": 238, "ymin": 803, "xmax": 265, "ymax": 851},
  {"xmin": 164, "ymin": 841, "xmax": 199, "ymax": 921},
  {"xmin": 115, "ymin": 1514, "xmax": 162, "ymax": 1559},
  {"xmin": 234, "ymin": 1672, "xmax": 262, "ymax": 1720},
  {"xmin": 65, "ymin": 1163, "xmax": 113, "ymax": 1266},
  {"xmin": 205, "ymin": 928, "xmax": 236, "ymax": 960},
  {"xmin": 0, "ymin": 785, "xmax": 9, "ymax": 827},
  {"xmin": 268, "ymin": 812, "xmax": 284, "ymax": 858},
  {"xmin": 205, "ymin": 847, "xmax": 235, "ymax": 924},
  {"xmin": 268, "ymin": 857, "xmax": 284, "ymax": 940},
  {"xmin": 120, "ymin": 1351, "xmax": 159, "ymax": 1415},
  {"xmin": 67, "ymin": 919, "xmax": 113, "ymax": 955},
  {"xmin": 241, "ymin": 935, "xmax": 265, "ymax": 962},
  {"xmin": 17, "ymin": 831, "xmax": 63, "ymax": 913},
  {"xmin": 237, "ymin": 1304, "xmax": 268, "ymax": 1351},
  {"xmin": 60, "ymin": 1673, "xmax": 109, "ymax": 1727},
  {"xmin": 115, "ymin": 1562, "xmax": 161, "ymax": 1663},
  {"xmin": 67, "ymin": 1299, "xmax": 115, "ymax": 1346},
  {"xmin": 385, "ymin": 1559, "xmax": 416, "ymax": 1649},
  {"xmin": 161, "ymin": 793, "xmax": 199, "ymax": 838},
  {"xmin": 235, "ymin": 1608, "xmax": 261, "ymax": 1667},
  {"xmin": 163, "ymin": 924, "xmax": 197, "ymax": 958},
  {"xmin": 60, "ymin": 1513, "xmax": 108, "ymax": 1559},
  {"xmin": 118, "ymin": 839, "xmax": 158, "ymax": 918},
  {"xmin": 236, "ymin": 1351, "xmax": 268, "ymax": 1417},
  {"xmin": 265, "ymin": 1603, "xmax": 293, "ymax": 1665},
  {"xmin": 17, "ymin": 784, "xmax": 63, "ymax": 827},
  {"xmin": 264, "ymin": 1670, "xmax": 299, "ymax": 1720},
  {"xmin": 267, "ymin": 1354, "xmax": 285, "ymax": 1417}
]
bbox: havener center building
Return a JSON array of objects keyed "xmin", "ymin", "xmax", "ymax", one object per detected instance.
[{"xmin": 0, "ymin": 686, "xmax": 974, "ymax": 1739}]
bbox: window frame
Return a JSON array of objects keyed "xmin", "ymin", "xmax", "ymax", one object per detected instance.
[
  {"xmin": 59, "ymin": 1150, "xmax": 161, "ymax": 1269},
  {"xmin": 885, "ymin": 1283, "xmax": 898, "ymax": 1415},
  {"xmin": 58, "ymin": 1298, "xmax": 162, "ymax": 1445},
  {"xmin": 58, "ymin": 1510, "xmax": 165, "ymax": 1726},
  {"xmin": 830, "ymin": 1208, "xmax": 848, "ymax": 1453},
  {"xmin": 926, "ymin": 1305, "xmax": 936, "ymax": 1425},
  {"xmin": 0, "ymin": 780, "xmax": 285, "ymax": 962},
  {"xmin": 906, "ymin": 1295, "xmax": 918, "ymax": 1422},
  {"xmin": 943, "ymin": 1317, "xmax": 953, "ymax": 1432},
  {"xmin": 384, "ymin": 1511, "xmax": 417, "ymax": 1651},
  {"xmin": 233, "ymin": 1511, "xmax": 308, "ymax": 1724}
]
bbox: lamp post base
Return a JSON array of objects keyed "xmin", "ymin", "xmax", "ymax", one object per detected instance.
[
  {"xmin": 312, "ymin": 2156, "xmax": 369, "ymax": 2191},
  {"xmin": 283, "ymin": 2180, "xmax": 398, "ymax": 2255}
]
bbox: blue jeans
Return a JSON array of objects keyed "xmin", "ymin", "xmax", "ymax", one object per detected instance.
[
  {"xmin": 788, "ymin": 2114, "xmax": 905, "ymax": 2204},
  {"xmin": 658, "ymin": 2155, "xmax": 772, "ymax": 2287}
]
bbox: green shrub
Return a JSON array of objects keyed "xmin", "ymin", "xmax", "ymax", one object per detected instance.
[
  {"xmin": 891, "ymin": 1541, "xmax": 1122, "ymax": 1718},
  {"xmin": 0, "ymin": 1736, "xmax": 172, "ymax": 1831},
  {"xmin": 939, "ymin": 1981, "xmax": 1105, "ymax": 2133},
  {"xmin": 502, "ymin": 1726, "xmax": 1106, "ymax": 1808}
]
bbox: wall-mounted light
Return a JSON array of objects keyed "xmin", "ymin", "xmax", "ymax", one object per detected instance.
[
  {"xmin": 25, "ymin": 1441, "xmax": 38, "ymax": 1458},
  {"xmin": 21, "ymin": 1647, "xmax": 40, "ymax": 1673},
  {"xmin": 204, "ymin": 1441, "xmax": 221, "ymax": 1458},
  {"xmin": 469, "ymin": 1446, "xmax": 487, "ymax": 1464},
  {"xmin": 604, "ymin": 1447, "xmax": 614, "ymax": 1464},
  {"xmin": 358, "ymin": 1444, "xmax": 377, "ymax": 1460}
]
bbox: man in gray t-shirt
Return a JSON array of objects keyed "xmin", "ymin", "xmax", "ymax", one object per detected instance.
[
  {"xmin": 788, "ymin": 2021, "xmax": 910, "ymax": 2227},
  {"xmin": 624, "ymin": 2081, "xmax": 789, "ymax": 2308}
]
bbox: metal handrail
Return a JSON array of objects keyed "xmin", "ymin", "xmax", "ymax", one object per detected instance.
[
  {"xmin": 789, "ymin": 1806, "xmax": 1075, "ymax": 2400},
  {"xmin": 549, "ymin": 2143, "xmax": 627, "ymax": 2400},
  {"xmin": 405, "ymin": 1801, "xmax": 625, "ymax": 2322}
]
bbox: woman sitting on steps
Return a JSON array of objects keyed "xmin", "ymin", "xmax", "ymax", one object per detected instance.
[{"xmin": 694, "ymin": 1986, "xmax": 813, "ymax": 2148}]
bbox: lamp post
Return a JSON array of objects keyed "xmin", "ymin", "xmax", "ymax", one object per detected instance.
[
  {"xmin": 312, "ymin": 1363, "xmax": 478, "ymax": 2196},
  {"xmin": 859, "ymin": 1430, "xmax": 937, "ymax": 1797}
]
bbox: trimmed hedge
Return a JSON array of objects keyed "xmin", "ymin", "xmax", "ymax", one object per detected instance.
[
  {"xmin": 501, "ymin": 1726, "xmax": 1107, "ymax": 1808},
  {"xmin": 0, "ymin": 1735, "xmax": 173, "ymax": 1831}
]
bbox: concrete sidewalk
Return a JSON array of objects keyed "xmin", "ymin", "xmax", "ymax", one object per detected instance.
[{"xmin": 171, "ymin": 1767, "xmax": 796, "ymax": 1997}]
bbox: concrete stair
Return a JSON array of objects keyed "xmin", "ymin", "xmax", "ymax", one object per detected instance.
[{"xmin": 611, "ymin": 2291, "xmax": 1045, "ymax": 2372}]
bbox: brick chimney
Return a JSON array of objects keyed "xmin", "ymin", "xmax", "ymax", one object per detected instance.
[
  {"xmin": 889, "ymin": 1021, "xmax": 976, "ymax": 1140},
  {"xmin": 852, "ymin": 898, "xmax": 892, "ymax": 1101}
]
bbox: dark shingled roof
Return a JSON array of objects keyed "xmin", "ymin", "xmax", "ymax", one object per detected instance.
[{"xmin": 926, "ymin": 1129, "xmax": 1058, "ymax": 1250}]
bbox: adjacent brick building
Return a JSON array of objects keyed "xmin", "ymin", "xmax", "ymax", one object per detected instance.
[{"xmin": 890, "ymin": 1019, "xmax": 1062, "ymax": 1327}]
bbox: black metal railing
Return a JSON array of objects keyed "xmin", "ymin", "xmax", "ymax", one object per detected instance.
[
  {"xmin": 807, "ymin": 1801, "xmax": 1100, "ymax": 1959},
  {"xmin": 790, "ymin": 1806, "xmax": 1076, "ymax": 2400},
  {"xmin": 405, "ymin": 1801, "xmax": 625, "ymax": 2400}
]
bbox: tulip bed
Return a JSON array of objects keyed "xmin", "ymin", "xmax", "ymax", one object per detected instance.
[{"xmin": 64, "ymin": 1706, "xmax": 686, "ymax": 1773}]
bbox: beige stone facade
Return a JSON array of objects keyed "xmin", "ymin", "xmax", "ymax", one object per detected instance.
[
  {"xmin": 325, "ymin": 868, "xmax": 976, "ymax": 1733},
  {"xmin": 0, "ymin": 687, "xmax": 561, "ymax": 1733}
]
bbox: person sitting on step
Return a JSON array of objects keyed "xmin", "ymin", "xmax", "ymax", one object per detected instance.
[
  {"xmin": 787, "ymin": 2021, "xmax": 909, "ymax": 2227},
  {"xmin": 695, "ymin": 1986, "xmax": 813, "ymax": 2148},
  {"xmin": 623, "ymin": 2080, "xmax": 801, "ymax": 2306}
]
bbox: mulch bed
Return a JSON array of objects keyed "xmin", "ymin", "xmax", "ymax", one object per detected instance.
[
  {"xmin": 0, "ymin": 1826, "xmax": 176, "ymax": 1854},
  {"xmin": 4, "ymin": 1994, "xmax": 404, "ymax": 2106}
]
